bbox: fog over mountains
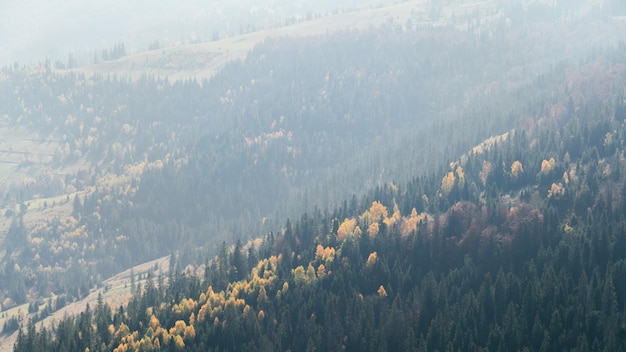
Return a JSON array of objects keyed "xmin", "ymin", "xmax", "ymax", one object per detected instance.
[
  {"xmin": 0, "ymin": 0, "xmax": 390, "ymax": 66},
  {"xmin": 2, "ymin": 0, "xmax": 626, "ymax": 351}
]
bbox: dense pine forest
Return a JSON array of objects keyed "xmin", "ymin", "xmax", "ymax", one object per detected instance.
[
  {"xmin": 2, "ymin": 8, "xmax": 593, "ymax": 308},
  {"xmin": 2, "ymin": 0, "xmax": 626, "ymax": 351},
  {"xmin": 11, "ymin": 40, "xmax": 626, "ymax": 351}
]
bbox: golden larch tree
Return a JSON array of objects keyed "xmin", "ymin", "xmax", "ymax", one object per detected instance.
[
  {"xmin": 169, "ymin": 320, "xmax": 187, "ymax": 336},
  {"xmin": 173, "ymin": 335, "xmax": 185, "ymax": 350},
  {"xmin": 511, "ymin": 160, "xmax": 524, "ymax": 179},
  {"xmin": 383, "ymin": 202, "xmax": 401, "ymax": 227},
  {"xmin": 480, "ymin": 160, "xmax": 492, "ymax": 186},
  {"xmin": 540, "ymin": 157, "xmax": 556, "ymax": 175},
  {"xmin": 366, "ymin": 252, "xmax": 378, "ymax": 269},
  {"xmin": 306, "ymin": 264, "xmax": 316, "ymax": 282},
  {"xmin": 441, "ymin": 171, "xmax": 456, "ymax": 195},
  {"xmin": 337, "ymin": 218, "xmax": 357, "ymax": 241},
  {"xmin": 548, "ymin": 182, "xmax": 565, "ymax": 199},
  {"xmin": 456, "ymin": 166, "xmax": 465, "ymax": 187},
  {"xmin": 377, "ymin": 285, "xmax": 388, "ymax": 298},
  {"xmin": 367, "ymin": 222, "xmax": 379, "ymax": 239},
  {"xmin": 353, "ymin": 225, "xmax": 362, "ymax": 238},
  {"xmin": 317, "ymin": 264, "xmax": 326, "ymax": 278},
  {"xmin": 184, "ymin": 324, "xmax": 196, "ymax": 341},
  {"xmin": 369, "ymin": 201, "xmax": 388, "ymax": 223}
]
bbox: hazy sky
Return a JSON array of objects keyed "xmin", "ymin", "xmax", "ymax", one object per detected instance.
[
  {"xmin": 0, "ymin": 0, "xmax": 385, "ymax": 67},
  {"xmin": 0, "ymin": 0, "xmax": 196, "ymax": 65}
]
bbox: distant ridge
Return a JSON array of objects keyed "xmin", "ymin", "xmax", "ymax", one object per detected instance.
[{"xmin": 60, "ymin": 0, "xmax": 503, "ymax": 81}]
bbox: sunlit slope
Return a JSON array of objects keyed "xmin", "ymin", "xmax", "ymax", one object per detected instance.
[
  {"xmin": 61, "ymin": 0, "xmax": 504, "ymax": 81},
  {"xmin": 59, "ymin": 0, "xmax": 626, "ymax": 82}
]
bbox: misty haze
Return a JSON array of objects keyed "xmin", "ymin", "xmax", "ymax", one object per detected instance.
[{"xmin": 2, "ymin": 1, "xmax": 626, "ymax": 351}]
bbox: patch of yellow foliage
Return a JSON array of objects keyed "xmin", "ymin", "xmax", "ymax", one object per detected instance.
[
  {"xmin": 367, "ymin": 222, "xmax": 379, "ymax": 239},
  {"xmin": 471, "ymin": 132, "xmax": 510, "ymax": 154},
  {"xmin": 315, "ymin": 244, "xmax": 336, "ymax": 262},
  {"xmin": 511, "ymin": 160, "xmax": 524, "ymax": 179},
  {"xmin": 317, "ymin": 264, "xmax": 326, "ymax": 278},
  {"xmin": 172, "ymin": 298, "xmax": 197, "ymax": 316},
  {"xmin": 337, "ymin": 218, "xmax": 357, "ymax": 241},
  {"xmin": 480, "ymin": 160, "xmax": 492, "ymax": 186},
  {"xmin": 400, "ymin": 208, "xmax": 425, "ymax": 237},
  {"xmin": 548, "ymin": 182, "xmax": 565, "ymax": 199},
  {"xmin": 366, "ymin": 252, "xmax": 378, "ymax": 269},
  {"xmin": 377, "ymin": 285, "xmax": 387, "ymax": 298},
  {"xmin": 540, "ymin": 157, "xmax": 556, "ymax": 175},
  {"xmin": 383, "ymin": 202, "xmax": 401, "ymax": 228}
]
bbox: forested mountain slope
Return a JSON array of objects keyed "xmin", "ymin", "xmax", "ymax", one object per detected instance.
[
  {"xmin": 12, "ymin": 41, "xmax": 626, "ymax": 351},
  {"xmin": 2, "ymin": 0, "xmax": 626, "ymax": 350},
  {"xmin": 4, "ymin": 4, "xmax": 618, "ymax": 314}
]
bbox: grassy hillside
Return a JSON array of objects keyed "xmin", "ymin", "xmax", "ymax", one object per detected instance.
[
  {"xmin": 0, "ymin": 0, "xmax": 398, "ymax": 67},
  {"xmin": 59, "ymin": 0, "xmax": 626, "ymax": 83},
  {"xmin": 0, "ymin": 255, "xmax": 169, "ymax": 351},
  {"xmin": 60, "ymin": 0, "xmax": 504, "ymax": 81}
]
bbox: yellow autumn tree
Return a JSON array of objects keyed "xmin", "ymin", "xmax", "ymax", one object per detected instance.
[
  {"xmin": 367, "ymin": 222, "xmax": 379, "ymax": 239},
  {"xmin": 353, "ymin": 225, "xmax": 362, "ymax": 238},
  {"xmin": 113, "ymin": 323, "xmax": 131, "ymax": 343},
  {"xmin": 317, "ymin": 264, "xmax": 326, "ymax": 278},
  {"xmin": 456, "ymin": 165, "xmax": 465, "ymax": 187},
  {"xmin": 184, "ymin": 324, "xmax": 196, "ymax": 340},
  {"xmin": 156, "ymin": 326, "xmax": 170, "ymax": 342},
  {"xmin": 293, "ymin": 265, "xmax": 306, "ymax": 285},
  {"xmin": 337, "ymin": 218, "xmax": 357, "ymax": 241},
  {"xmin": 400, "ymin": 208, "xmax": 424, "ymax": 237},
  {"xmin": 169, "ymin": 320, "xmax": 187, "ymax": 336},
  {"xmin": 480, "ymin": 160, "xmax": 492, "ymax": 186},
  {"xmin": 366, "ymin": 252, "xmax": 378, "ymax": 269},
  {"xmin": 173, "ymin": 335, "xmax": 185, "ymax": 350},
  {"xmin": 243, "ymin": 304, "xmax": 252, "ymax": 318},
  {"xmin": 315, "ymin": 244, "xmax": 324, "ymax": 260},
  {"xmin": 306, "ymin": 264, "xmax": 317, "ymax": 282},
  {"xmin": 197, "ymin": 302, "xmax": 209, "ymax": 323},
  {"xmin": 378, "ymin": 285, "xmax": 388, "ymax": 298},
  {"xmin": 315, "ymin": 245, "xmax": 335, "ymax": 262},
  {"xmin": 441, "ymin": 171, "xmax": 456, "ymax": 195},
  {"xmin": 137, "ymin": 335, "xmax": 154, "ymax": 351},
  {"xmin": 257, "ymin": 285, "xmax": 268, "ymax": 305},
  {"xmin": 540, "ymin": 157, "xmax": 556, "ymax": 175},
  {"xmin": 172, "ymin": 298, "xmax": 197, "ymax": 316},
  {"xmin": 548, "ymin": 182, "xmax": 565, "ymax": 199},
  {"xmin": 511, "ymin": 160, "xmax": 524, "ymax": 180},
  {"xmin": 293, "ymin": 265, "xmax": 317, "ymax": 285},
  {"xmin": 383, "ymin": 202, "xmax": 401, "ymax": 227},
  {"xmin": 149, "ymin": 314, "xmax": 160, "ymax": 330},
  {"xmin": 369, "ymin": 201, "xmax": 388, "ymax": 223}
]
